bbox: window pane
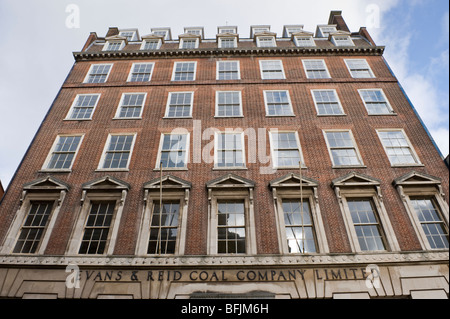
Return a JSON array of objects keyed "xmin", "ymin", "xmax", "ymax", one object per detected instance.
[
  {"xmin": 348, "ymin": 199, "xmax": 386, "ymax": 251},
  {"xmin": 13, "ymin": 202, "xmax": 53, "ymax": 254},
  {"xmin": 79, "ymin": 202, "xmax": 116, "ymax": 254},
  {"xmin": 148, "ymin": 201, "xmax": 180, "ymax": 254},
  {"xmin": 217, "ymin": 201, "xmax": 246, "ymax": 254},
  {"xmin": 282, "ymin": 200, "xmax": 316, "ymax": 253}
]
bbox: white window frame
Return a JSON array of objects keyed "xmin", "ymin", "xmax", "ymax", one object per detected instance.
[
  {"xmin": 317, "ymin": 25, "xmax": 337, "ymax": 38},
  {"xmin": 256, "ymin": 36, "xmax": 277, "ymax": 48},
  {"xmin": 344, "ymin": 59, "xmax": 375, "ymax": 79},
  {"xmin": 171, "ymin": 61, "xmax": 197, "ymax": 81},
  {"xmin": 179, "ymin": 38, "xmax": 199, "ymax": 49},
  {"xmin": 67, "ymin": 190, "xmax": 127, "ymax": 256},
  {"xmin": 41, "ymin": 134, "xmax": 84, "ymax": 172},
  {"xmin": 215, "ymin": 91, "xmax": 243, "ymax": 118},
  {"xmin": 136, "ymin": 190, "xmax": 189, "ymax": 256},
  {"xmin": 331, "ymin": 35, "xmax": 355, "ymax": 47},
  {"xmin": 83, "ymin": 64, "xmax": 113, "ymax": 84},
  {"xmin": 140, "ymin": 39, "xmax": 162, "ymax": 50},
  {"xmin": 395, "ymin": 180, "xmax": 449, "ymax": 251},
  {"xmin": 358, "ymin": 89, "xmax": 395, "ymax": 115},
  {"xmin": 311, "ymin": 89, "xmax": 345, "ymax": 116},
  {"xmin": 259, "ymin": 60, "xmax": 286, "ymax": 80},
  {"xmin": 214, "ymin": 131, "xmax": 246, "ymax": 169},
  {"xmin": 65, "ymin": 93, "xmax": 101, "ymax": 120},
  {"xmin": 263, "ymin": 90, "xmax": 295, "ymax": 117},
  {"xmin": 127, "ymin": 62, "xmax": 155, "ymax": 82},
  {"xmin": 164, "ymin": 91, "xmax": 194, "ymax": 118},
  {"xmin": 151, "ymin": 28, "xmax": 171, "ymax": 40},
  {"xmin": 376, "ymin": 129, "xmax": 422, "ymax": 166},
  {"xmin": 207, "ymin": 192, "xmax": 257, "ymax": 256},
  {"xmin": 218, "ymin": 37, "xmax": 238, "ymax": 48},
  {"xmin": 336, "ymin": 187, "xmax": 400, "ymax": 253},
  {"xmin": 155, "ymin": 132, "xmax": 190, "ymax": 170},
  {"xmin": 294, "ymin": 36, "xmax": 315, "ymax": 47},
  {"xmin": 119, "ymin": 30, "xmax": 138, "ymax": 41},
  {"xmin": 216, "ymin": 61, "xmax": 241, "ymax": 80},
  {"xmin": 102, "ymin": 40, "xmax": 125, "ymax": 52},
  {"xmin": 302, "ymin": 59, "xmax": 331, "ymax": 79},
  {"xmin": 269, "ymin": 130, "xmax": 306, "ymax": 169},
  {"xmin": 97, "ymin": 133, "xmax": 137, "ymax": 171},
  {"xmin": 323, "ymin": 129, "xmax": 365, "ymax": 168},
  {"xmin": 218, "ymin": 26, "xmax": 238, "ymax": 34},
  {"xmin": 113, "ymin": 93, "xmax": 147, "ymax": 119}
]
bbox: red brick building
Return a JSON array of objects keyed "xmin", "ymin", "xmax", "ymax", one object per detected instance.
[{"xmin": 0, "ymin": 11, "xmax": 448, "ymax": 299}]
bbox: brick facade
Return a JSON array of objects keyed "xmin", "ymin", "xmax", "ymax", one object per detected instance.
[{"xmin": 0, "ymin": 11, "xmax": 448, "ymax": 299}]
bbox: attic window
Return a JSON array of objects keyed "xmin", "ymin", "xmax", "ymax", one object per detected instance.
[
  {"xmin": 318, "ymin": 25, "xmax": 337, "ymax": 38},
  {"xmin": 256, "ymin": 36, "xmax": 276, "ymax": 48},
  {"xmin": 332, "ymin": 35, "xmax": 354, "ymax": 46},
  {"xmin": 119, "ymin": 31, "xmax": 137, "ymax": 41},
  {"xmin": 294, "ymin": 36, "xmax": 315, "ymax": 47},
  {"xmin": 103, "ymin": 40, "xmax": 125, "ymax": 51}
]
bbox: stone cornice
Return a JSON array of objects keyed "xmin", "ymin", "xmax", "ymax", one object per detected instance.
[
  {"xmin": 0, "ymin": 251, "xmax": 447, "ymax": 268},
  {"xmin": 73, "ymin": 46, "xmax": 385, "ymax": 61}
]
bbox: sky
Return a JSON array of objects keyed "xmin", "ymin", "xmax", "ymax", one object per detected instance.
[{"xmin": 0, "ymin": 0, "xmax": 448, "ymax": 189}]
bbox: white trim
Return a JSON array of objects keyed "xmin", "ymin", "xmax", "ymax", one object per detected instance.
[
  {"xmin": 263, "ymin": 90, "xmax": 295, "ymax": 117},
  {"xmin": 268, "ymin": 130, "xmax": 306, "ymax": 169},
  {"xmin": 136, "ymin": 191, "xmax": 189, "ymax": 256},
  {"xmin": 41, "ymin": 134, "xmax": 85, "ymax": 172},
  {"xmin": 215, "ymin": 91, "xmax": 243, "ymax": 117},
  {"xmin": 155, "ymin": 132, "xmax": 190, "ymax": 170},
  {"xmin": 216, "ymin": 60, "xmax": 241, "ymax": 80},
  {"xmin": 322, "ymin": 129, "xmax": 365, "ymax": 168},
  {"xmin": 214, "ymin": 131, "xmax": 246, "ymax": 169},
  {"xmin": 140, "ymin": 39, "xmax": 162, "ymax": 50},
  {"xmin": 119, "ymin": 30, "xmax": 138, "ymax": 41},
  {"xmin": 294, "ymin": 36, "xmax": 316, "ymax": 47},
  {"xmin": 207, "ymin": 193, "xmax": 257, "ymax": 256},
  {"xmin": 218, "ymin": 37, "xmax": 238, "ymax": 48},
  {"xmin": 67, "ymin": 191, "xmax": 127, "ymax": 256},
  {"xmin": 259, "ymin": 60, "xmax": 286, "ymax": 80},
  {"xmin": 102, "ymin": 40, "xmax": 126, "ymax": 52},
  {"xmin": 358, "ymin": 89, "xmax": 395, "ymax": 115},
  {"xmin": 171, "ymin": 61, "xmax": 197, "ymax": 81},
  {"xmin": 65, "ymin": 93, "xmax": 101, "ymax": 120},
  {"xmin": 113, "ymin": 92, "xmax": 147, "ymax": 119},
  {"xmin": 302, "ymin": 59, "xmax": 331, "ymax": 79},
  {"xmin": 311, "ymin": 89, "xmax": 345, "ymax": 116},
  {"xmin": 337, "ymin": 191, "xmax": 400, "ymax": 253},
  {"xmin": 331, "ymin": 35, "xmax": 355, "ymax": 47},
  {"xmin": 164, "ymin": 91, "xmax": 194, "ymax": 118},
  {"xmin": 398, "ymin": 187, "xmax": 449, "ymax": 251},
  {"xmin": 1, "ymin": 192, "xmax": 66, "ymax": 255},
  {"xmin": 256, "ymin": 36, "xmax": 277, "ymax": 47},
  {"xmin": 83, "ymin": 63, "xmax": 113, "ymax": 84},
  {"xmin": 97, "ymin": 133, "xmax": 137, "ymax": 171},
  {"xmin": 344, "ymin": 59, "xmax": 375, "ymax": 79},
  {"xmin": 376, "ymin": 129, "xmax": 422, "ymax": 167},
  {"xmin": 127, "ymin": 62, "xmax": 155, "ymax": 82},
  {"xmin": 179, "ymin": 37, "xmax": 200, "ymax": 49}
]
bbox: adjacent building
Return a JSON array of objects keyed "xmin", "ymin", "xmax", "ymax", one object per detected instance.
[{"xmin": 0, "ymin": 11, "xmax": 448, "ymax": 299}]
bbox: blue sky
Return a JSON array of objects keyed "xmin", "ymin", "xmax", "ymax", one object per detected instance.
[{"xmin": 0, "ymin": 0, "xmax": 448, "ymax": 188}]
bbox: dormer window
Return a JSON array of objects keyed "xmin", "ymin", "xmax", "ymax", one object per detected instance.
[
  {"xmin": 283, "ymin": 25, "xmax": 304, "ymax": 37},
  {"xmin": 250, "ymin": 25, "xmax": 270, "ymax": 38},
  {"xmin": 103, "ymin": 36, "xmax": 127, "ymax": 51},
  {"xmin": 184, "ymin": 27, "xmax": 205, "ymax": 39},
  {"xmin": 316, "ymin": 25, "xmax": 337, "ymax": 38},
  {"xmin": 292, "ymin": 31, "xmax": 315, "ymax": 47},
  {"xmin": 255, "ymin": 33, "xmax": 277, "ymax": 48},
  {"xmin": 119, "ymin": 29, "xmax": 139, "ymax": 41},
  {"xmin": 331, "ymin": 33, "xmax": 355, "ymax": 46},
  {"xmin": 151, "ymin": 28, "xmax": 172, "ymax": 40},
  {"xmin": 179, "ymin": 36, "xmax": 200, "ymax": 49},
  {"xmin": 140, "ymin": 34, "xmax": 164, "ymax": 50},
  {"xmin": 218, "ymin": 26, "xmax": 238, "ymax": 34}
]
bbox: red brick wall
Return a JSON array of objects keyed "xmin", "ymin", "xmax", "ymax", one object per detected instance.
[{"xmin": 0, "ymin": 51, "xmax": 448, "ymax": 257}]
